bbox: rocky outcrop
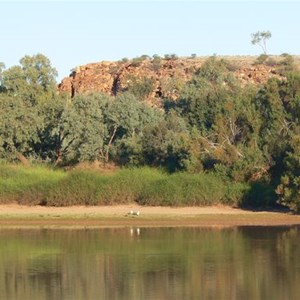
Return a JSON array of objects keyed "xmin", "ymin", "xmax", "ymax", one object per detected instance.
[
  {"xmin": 58, "ymin": 56, "xmax": 285, "ymax": 100},
  {"xmin": 59, "ymin": 62, "xmax": 117, "ymax": 97},
  {"xmin": 236, "ymin": 65, "xmax": 282, "ymax": 85}
]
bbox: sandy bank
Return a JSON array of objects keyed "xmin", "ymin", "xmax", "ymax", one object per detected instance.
[{"xmin": 0, "ymin": 204, "xmax": 299, "ymax": 227}]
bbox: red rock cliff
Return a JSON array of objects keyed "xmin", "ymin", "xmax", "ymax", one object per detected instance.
[{"xmin": 58, "ymin": 56, "xmax": 284, "ymax": 101}]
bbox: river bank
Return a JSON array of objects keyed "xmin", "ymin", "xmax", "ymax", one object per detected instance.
[{"xmin": 0, "ymin": 204, "xmax": 299, "ymax": 228}]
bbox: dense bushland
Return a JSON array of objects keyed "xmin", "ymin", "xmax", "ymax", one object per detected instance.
[{"xmin": 1, "ymin": 54, "xmax": 300, "ymax": 210}]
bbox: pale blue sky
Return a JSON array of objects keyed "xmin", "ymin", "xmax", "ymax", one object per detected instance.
[{"xmin": 1, "ymin": 1, "xmax": 300, "ymax": 80}]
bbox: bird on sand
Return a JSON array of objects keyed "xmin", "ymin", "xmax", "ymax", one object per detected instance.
[{"xmin": 126, "ymin": 210, "xmax": 140, "ymax": 217}]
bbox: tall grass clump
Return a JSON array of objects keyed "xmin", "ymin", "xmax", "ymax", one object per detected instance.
[
  {"xmin": 96, "ymin": 167, "xmax": 165, "ymax": 204},
  {"xmin": 45, "ymin": 170, "xmax": 109, "ymax": 206},
  {"xmin": 0, "ymin": 163, "xmax": 251, "ymax": 207},
  {"xmin": 0, "ymin": 163, "xmax": 66, "ymax": 204},
  {"xmin": 45, "ymin": 167, "xmax": 165, "ymax": 206},
  {"xmin": 224, "ymin": 182, "xmax": 251, "ymax": 207},
  {"xmin": 137, "ymin": 172, "xmax": 230, "ymax": 206}
]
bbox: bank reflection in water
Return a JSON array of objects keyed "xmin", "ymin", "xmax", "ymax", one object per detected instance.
[{"xmin": 0, "ymin": 226, "xmax": 299, "ymax": 300}]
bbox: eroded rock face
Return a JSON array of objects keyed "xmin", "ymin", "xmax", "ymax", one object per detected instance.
[
  {"xmin": 58, "ymin": 57, "xmax": 284, "ymax": 100},
  {"xmin": 236, "ymin": 65, "xmax": 282, "ymax": 85},
  {"xmin": 58, "ymin": 62, "xmax": 117, "ymax": 97}
]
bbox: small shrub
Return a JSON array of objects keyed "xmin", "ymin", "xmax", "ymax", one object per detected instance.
[
  {"xmin": 265, "ymin": 57, "xmax": 277, "ymax": 67},
  {"xmin": 125, "ymin": 76, "xmax": 156, "ymax": 100},
  {"xmin": 131, "ymin": 56, "xmax": 148, "ymax": 67},
  {"xmin": 152, "ymin": 54, "xmax": 161, "ymax": 60},
  {"xmin": 151, "ymin": 55, "xmax": 162, "ymax": 72},
  {"xmin": 278, "ymin": 53, "xmax": 296, "ymax": 73},
  {"xmin": 253, "ymin": 54, "xmax": 269, "ymax": 65},
  {"xmin": 140, "ymin": 54, "xmax": 150, "ymax": 60},
  {"xmin": 170, "ymin": 54, "xmax": 178, "ymax": 60},
  {"xmin": 164, "ymin": 54, "xmax": 178, "ymax": 61}
]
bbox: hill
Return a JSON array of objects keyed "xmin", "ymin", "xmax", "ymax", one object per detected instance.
[{"xmin": 58, "ymin": 55, "xmax": 300, "ymax": 102}]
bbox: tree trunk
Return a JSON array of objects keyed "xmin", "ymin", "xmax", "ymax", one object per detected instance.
[
  {"xmin": 16, "ymin": 152, "xmax": 30, "ymax": 166},
  {"xmin": 54, "ymin": 150, "xmax": 63, "ymax": 166},
  {"xmin": 105, "ymin": 126, "xmax": 118, "ymax": 162}
]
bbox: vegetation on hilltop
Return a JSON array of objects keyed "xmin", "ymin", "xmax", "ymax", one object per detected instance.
[{"xmin": 1, "ymin": 53, "xmax": 300, "ymax": 211}]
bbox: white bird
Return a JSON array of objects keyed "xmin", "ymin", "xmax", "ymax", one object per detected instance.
[{"xmin": 126, "ymin": 210, "xmax": 140, "ymax": 217}]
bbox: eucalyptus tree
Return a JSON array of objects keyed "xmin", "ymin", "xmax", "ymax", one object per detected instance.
[
  {"xmin": 251, "ymin": 30, "xmax": 272, "ymax": 54},
  {"xmin": 0, "ymin": 54, "xmax": 59, "ymax": 163},
  {"xmin": 141, "ymin": 111, "xmax": 195, "ymax": 172},
  {"xmin": 103, "ymin": 92, "xmax": 162, "ymax": 163},
  {"xmin": 1, "ymin": 53, "xmax": 57, "ymax": 104},
  {"xmin": 55, "ymin": 92, "xmax": 162, "ymax": 165},
  {"xmin": 54, "ymin": 93, "xmax": 109, "ymax": 165},
  {"xmin": 0, "ymin": 94, "xmax": 42, "ymax": 164}
]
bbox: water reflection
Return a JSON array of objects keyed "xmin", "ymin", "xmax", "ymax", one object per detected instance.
[{"xmin": 0, "ymin": 226, "xmax": 299, "ymax": 300}]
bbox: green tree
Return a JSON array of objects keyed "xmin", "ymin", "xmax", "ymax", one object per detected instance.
[
  {"xmin": 0, "ymin": 54, "xmax": 59, "ymax": 164},
  {"xmin": 253, "ymin": 77, "xmax": 293, "ymax": 184},
  {"xmin": 274, "ymin": 73, "xmax": 300, "ymax": 211},
  {"xmin": 33, "ymin": 93, "xmax": 68, "ymax": 162},
  {"xmin": 169, "ymin": 57, "xmax": 273, "ymax": 181},
  {"xmin": 104, "ymin": 92, "xmax": 162, "ymax": 163},
  {"xmin": 276, "ymin": 127, "xmax": 300, "ymax": 212},
  {"xmin": 55, "ymin": 92, "xmax": 162, "ymax": 165},
  {"xmin": 172, "ymin": 56, "xmax": 236, "ymax": 135},
  {"xmin": 0, "ymin": 94, "xmax": 42, "ymax": 164},
  {"xmin": 55, "ymin": 93, "xmax": 109, "ymax": 165},
  {"xmin": 1, "ymin": 53, "xmax": 57, "ymax": 103},
  {"xmin": 251, "ymin": 30, "xmax": 272, "ymax": 54},
  {"xmin": 141, "ymin": 111, "xmax": 196, "ymax": 172}
]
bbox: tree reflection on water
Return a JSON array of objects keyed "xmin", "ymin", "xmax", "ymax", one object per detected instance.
[{"xmin": 0, "ymin": 226, "xmax": 299, "ymax": 300}]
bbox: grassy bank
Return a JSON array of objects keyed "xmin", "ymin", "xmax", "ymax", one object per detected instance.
[{"xmin": 0, "ymin": 163, "xmax": 275, "ymax": 208}]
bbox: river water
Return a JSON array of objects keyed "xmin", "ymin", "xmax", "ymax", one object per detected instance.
[{"xmin": 0, "ymin": 226, "xmax": 299, "ymax": 300}]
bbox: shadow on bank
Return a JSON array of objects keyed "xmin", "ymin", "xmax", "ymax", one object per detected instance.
[{"xmin": 239, "ymin": 181, "xmax": 292, "ymax": 213}]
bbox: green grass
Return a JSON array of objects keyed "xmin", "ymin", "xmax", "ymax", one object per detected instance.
[
  {"xmin": 0, "ymin": 162, "xmax": 66, "ymax": 204},
  {"xmin": 45, "ymin": 167, "xmax": 165, "ymax": 206},
  {"xmin": 0, "ymin": 163, "xmax": 252, "ymax": 207},
  {"xmin": 138, "ymin": 172, "xmax": 225, "ymax": 206}
]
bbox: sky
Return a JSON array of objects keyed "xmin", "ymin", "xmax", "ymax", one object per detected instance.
[{"xmin": 1, "ymin": 1, "xmax": 300, "ymax": 81}]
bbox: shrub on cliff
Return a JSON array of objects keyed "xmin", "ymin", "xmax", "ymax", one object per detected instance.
[{"xmin": 125, "ymin": 76, "xmax": 156, "ymax": 100}]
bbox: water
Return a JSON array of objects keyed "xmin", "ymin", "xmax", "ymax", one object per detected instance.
[{"xmin": 0, "ymin": 226, "xmax": 300, "ymax": 300}]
